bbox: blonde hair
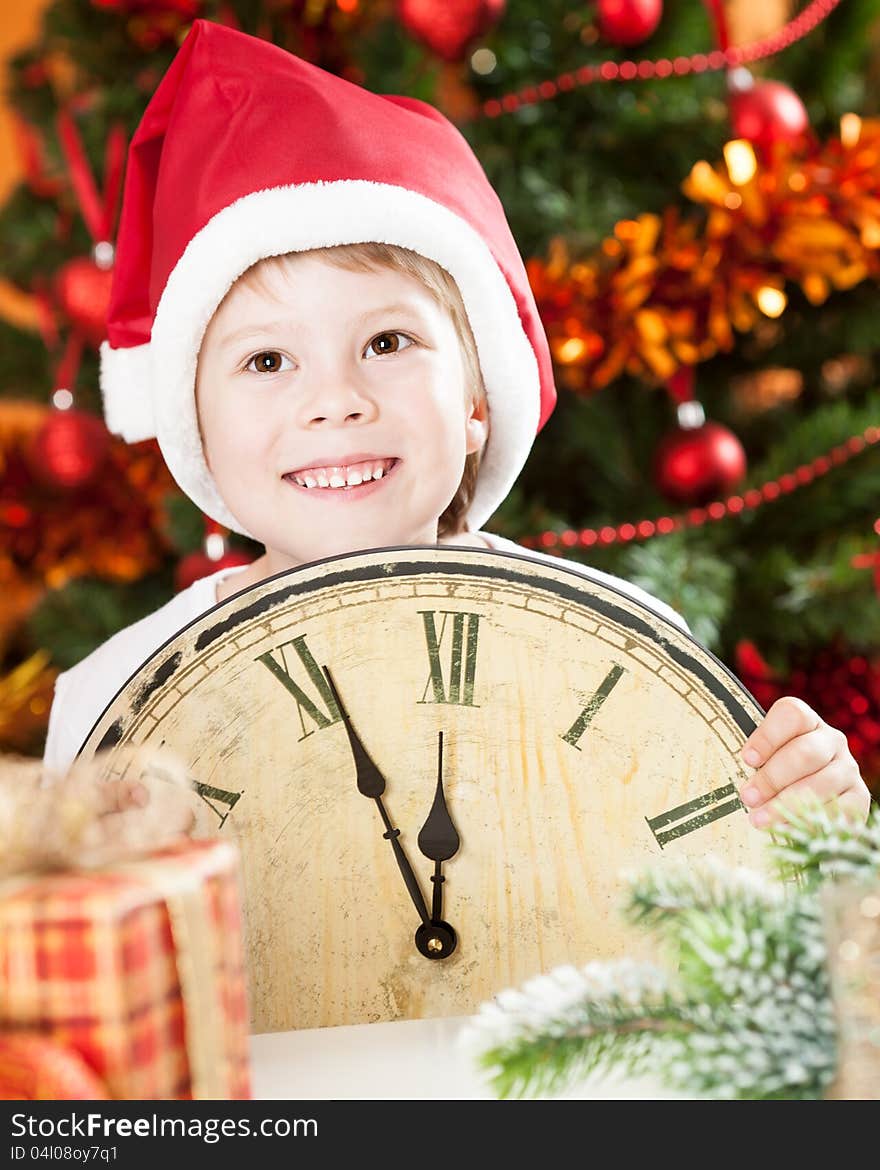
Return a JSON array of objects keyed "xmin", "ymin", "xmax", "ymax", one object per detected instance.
[{"xmin": 229, "ymin": 242, "xmax": 487, "ymax": 538}]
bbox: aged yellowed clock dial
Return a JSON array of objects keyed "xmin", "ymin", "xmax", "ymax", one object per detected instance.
[{"xmin": 78, "ymin": 546, "xmax": 770, "ymax": 1034}]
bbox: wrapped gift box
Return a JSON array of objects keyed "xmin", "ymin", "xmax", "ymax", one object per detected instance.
[{"xmin": 0, "ymin": 837, "xmax": 251, "ymax": 1099}]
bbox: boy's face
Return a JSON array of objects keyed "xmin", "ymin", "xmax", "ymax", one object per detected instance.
[{"xmin": 196, "ymin": 255, "xmax": 488, "ymax": 571}]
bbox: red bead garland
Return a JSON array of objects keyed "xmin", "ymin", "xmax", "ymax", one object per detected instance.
[
  {"xmin": 522, "ymin": 425, "xmax": 880, "ymax": 552},
  {"xmin": 476, "ymin": 0, "xmax": 841, "ymax": 122}
]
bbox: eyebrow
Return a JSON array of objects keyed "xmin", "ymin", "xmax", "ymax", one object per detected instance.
[{"xmin": 218, "ymin": 303, "xmax": 429, "ymax": 349}]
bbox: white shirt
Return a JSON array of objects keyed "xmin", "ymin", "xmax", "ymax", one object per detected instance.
[{"xmin": 43, "ymin": 531, "xmax": 689, "ymax": 774}]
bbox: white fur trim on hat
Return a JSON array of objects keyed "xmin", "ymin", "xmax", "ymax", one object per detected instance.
[
  {"xmin": 99, "ymin": 339, "xmax": 155, "ymax": 442},
  {"xmin": 104, "ymin": 180, "xmax": 541, "ymax": 537}
]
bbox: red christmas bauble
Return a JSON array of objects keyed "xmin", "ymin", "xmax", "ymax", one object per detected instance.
[
  {"xmin": 175, "ymin": 547, "xmax": 254, "ymax": 593},
  {"xmin": 729, "ymin": 80, "xmax": 809, "ymax": 156},
  {"xmin": 90, "ymin": 0, "xmax": 200, "ymax": 13},
  {"xmin": 653, "ymin": 420, "xmax": 747, "ymax": 506},
  {"xmin": 54, "ymin": 257, "xmax": 114, "ymax": 349},
  {"xmin": 28, "ymin": 408, "xmax": 111, "ymax": 490},
  {"xmin": 396, "ymin": 0, "xmax": 506, "ymax": 63},
  {"xmin": 596, "ymin": 0, "xmax": 663, "ymax": 46}
]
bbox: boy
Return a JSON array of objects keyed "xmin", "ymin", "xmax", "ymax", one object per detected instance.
[{"xmin": 44, "ymin": 19, "xmax": 869, "ymax": 832}]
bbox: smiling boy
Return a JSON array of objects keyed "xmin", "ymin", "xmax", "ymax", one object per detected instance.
[
  {"xmin": 197, "ymin": 246, "xmax": 490, "ymax": 595},
  {"xmin": 44, "ymin": 20, "xmax": 869, "ymax": 831}
]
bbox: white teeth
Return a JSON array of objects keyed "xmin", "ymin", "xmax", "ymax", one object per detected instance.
[{"xmin": 289, "ymin": 458, "xmax": 395, "ymax": 489}]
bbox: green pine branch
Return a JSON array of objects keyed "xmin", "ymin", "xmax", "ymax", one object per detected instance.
[
  {"xmin": 463, "ymin": 799, "xmax": 880, "ymax": 1100},
  {"xmin": 767, "ymin": 796, "xmax": 880, "ymax": 886}
]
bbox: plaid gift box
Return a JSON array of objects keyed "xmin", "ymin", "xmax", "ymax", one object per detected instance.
[{"xmin": 0, "ymin": 837, "xmax": 251, "ymax": 1099}]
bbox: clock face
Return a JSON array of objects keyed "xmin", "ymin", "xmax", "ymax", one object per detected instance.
[{"xmin": 79, "ymin": 546, "xmax": 770, "ymax": 1034}]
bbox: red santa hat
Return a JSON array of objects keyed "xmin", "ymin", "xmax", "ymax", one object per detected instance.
[{"xmin": 101, "ymin": 18, "xmax": 557, "ymax": 536}]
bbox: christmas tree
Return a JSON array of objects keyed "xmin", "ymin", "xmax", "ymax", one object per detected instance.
[{"xmin": 1, "ymin": 0, "xmax": 879, "ymax": 791}]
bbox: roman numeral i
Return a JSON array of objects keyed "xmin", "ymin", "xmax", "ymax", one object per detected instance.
[{"xmin": 561, "ymin": 664, "xmax": 625, "ymax": 750}]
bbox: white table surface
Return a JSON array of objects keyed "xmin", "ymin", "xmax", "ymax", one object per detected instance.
[{"xmin": 249, "ymin": 1015, "xmax": 685, "ymax": 1100}]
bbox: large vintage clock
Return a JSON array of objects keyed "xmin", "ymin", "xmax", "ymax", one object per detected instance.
[{"xmin": 78, "ymin": 546, "xmax": 771, "ymax": 1034}]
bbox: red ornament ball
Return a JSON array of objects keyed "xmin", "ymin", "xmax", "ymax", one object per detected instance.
[
  {"xmin": 596, "ymin": 0, "xmax": 663, "ymax": 47},
  {"xmin": 653, "ymin": 420, "xmax": 747, "ymax": 506},
  {"xmin": 54, "ymin": 257, "xmax": 114, "ymax": 349},
  {"xmin": 396, "ymin": 0, "xmax": 506, "ymax": 63},
  {"xmin": 175, "ymin": 546, "xmax": 254, "ymax": 593},
  {"xmin": 28, "ymin": 408, "xmax": 111, "ymax": 490},
  {"xmin": 729, "ymin": 80, "xmax": 809, "ymax": 155},
  {"xmin": 90, "ymin": 0, "xmax": 199, "ymax": 13}
]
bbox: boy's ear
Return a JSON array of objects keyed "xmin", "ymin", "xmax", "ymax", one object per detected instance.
[{"xmin": 465, "ymin": 395, "xmax": 489, "ymax": 457}]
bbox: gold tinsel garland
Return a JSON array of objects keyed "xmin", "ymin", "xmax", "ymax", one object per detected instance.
[
  {"xmin": 527, "ymin": 119, "xmax": 880, "ymax": 393},
  {"xmin": 0, "ymin": 652, "xmax": 56, "ymax": 755}
]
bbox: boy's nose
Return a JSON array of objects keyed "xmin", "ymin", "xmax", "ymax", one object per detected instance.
[
  {"xmin": 307, "ymin": 407, "xmax": 368, "ymax": 426},
  {"xmin": 300, "ymin": 378, "xmax": 380, "ymax": 427}
]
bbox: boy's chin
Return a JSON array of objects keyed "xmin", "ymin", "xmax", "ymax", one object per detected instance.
[{"xmin": 269, "ymin": 525, "xmax": 442, "ymax": 567}]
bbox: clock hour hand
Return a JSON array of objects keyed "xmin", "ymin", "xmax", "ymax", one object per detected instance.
[
  {"xmin": 322, "ymin": 665, "xmax": 431, "ymax": 929},
  {"xmin": 417, "ymin": 731, "xmax": 460, "ymax": 925}
]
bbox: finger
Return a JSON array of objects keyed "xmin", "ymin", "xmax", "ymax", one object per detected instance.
[
  {"xmin": 738, "ymin": 726, "xmax": 839, "ymax": 809},
  {"xmin": 836, "ymin": 787, "xmax": 873, "ymax": 822},
  {"xmin": 740, "ymin": 696, "xmax": 821, "ymax": 769},
  {"xmin": 97, "ymin": 777, "xmax": 149, "ymax": 815},
  {"xmin": 743, "ymin": 759, "xmax": 867, "ymax": 828},
  {"xmin": 744, "ymin": 767, "xmax": 847, "ymax": 833},
  {"xmin": 95, "ymin": 778, "xmax": 125, "ymax": 815},
  {"xmin": 143, "ymin": 783, "xmax": 198, "ymax": 835},
  {"xmin": 122, "ymin": 780, "xmax": 149, "ymax": 809}
]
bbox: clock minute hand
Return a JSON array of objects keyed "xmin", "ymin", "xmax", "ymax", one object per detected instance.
[
  {"xmin": 417, "ymin": 731, "xmax": 461, "ymax": 924},
  {"xmin": 322, "ymin": 665, "xmax": 431, "ymax": 928}
]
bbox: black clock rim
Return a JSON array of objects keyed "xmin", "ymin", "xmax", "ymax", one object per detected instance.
[{"xmin": 78, "ymin": 543, "xmax": 764, "ymax": 759}]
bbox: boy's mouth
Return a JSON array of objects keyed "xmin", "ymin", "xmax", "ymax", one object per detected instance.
[{"xmin": 283, "ymin": 456, "xmax": 400, "ymax": 493}]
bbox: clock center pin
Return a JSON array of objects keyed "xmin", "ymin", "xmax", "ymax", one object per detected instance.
[{"xmin": 415, "ymin": 920, "xmax": 457, "ymax": 960}]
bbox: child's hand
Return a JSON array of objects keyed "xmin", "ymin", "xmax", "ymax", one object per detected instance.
[
  {"xmin": 738, "ymin": 696, "xmax": 871, "ymax": 828},
  {"xmin": 70, "ymin": 748, "xmax": 203, "ymax": 864},
  {"xmin": 95, "ymin": 772, "xmax": 197, "ymax": 841},
  {"xmin": 0, "ymin": 748, "xmax": 202, "ymax": 878}
]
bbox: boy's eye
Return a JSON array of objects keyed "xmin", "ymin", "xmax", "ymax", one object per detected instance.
[
  {"xmin": 365, "ymin": 332, "xmax": 414, "ymax": 358},
  {"xmin": 246, "ymin": 351, "xmax": 293, "ymax": 374}
]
